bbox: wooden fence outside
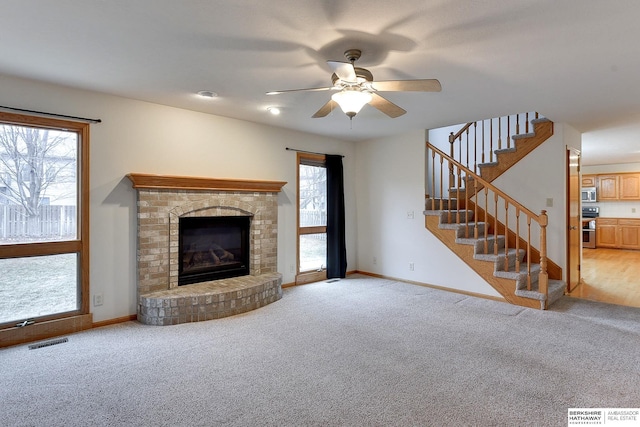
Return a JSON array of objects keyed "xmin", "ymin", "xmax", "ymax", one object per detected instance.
[{"xmin": 0, "ymin": 205, "xmax": 76, "ymax": 239}]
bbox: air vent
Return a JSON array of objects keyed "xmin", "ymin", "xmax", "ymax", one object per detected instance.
[{"xmin": 28, "ymin": 337, "xmax": 68, "ymax": 350}]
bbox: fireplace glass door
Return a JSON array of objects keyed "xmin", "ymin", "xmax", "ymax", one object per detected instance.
[{"xmin": 178, "ymin": 216, "xmax": 250, "ymax": 285}]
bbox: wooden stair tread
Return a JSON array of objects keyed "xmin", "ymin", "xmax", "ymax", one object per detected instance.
[{"xmin": 515, "ymin": 279, "xmax": 565, "ymax": 306}]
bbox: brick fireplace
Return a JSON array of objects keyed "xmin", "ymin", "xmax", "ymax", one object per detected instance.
[{"xmin": 127, "ymin": 174, "xmax": 286, "ymax": 325}]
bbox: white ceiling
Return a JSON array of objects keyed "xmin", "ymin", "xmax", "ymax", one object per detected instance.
[{"xmin": 2, "ymin": 0, "xmax": 640, "ymax": 166}]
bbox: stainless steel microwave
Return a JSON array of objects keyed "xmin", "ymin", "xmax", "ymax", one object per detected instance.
[{"xmin": 581, "ymin": 187, "xmax": 597, "ymax": 202}]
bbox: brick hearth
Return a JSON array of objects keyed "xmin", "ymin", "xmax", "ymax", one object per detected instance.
[{"xmin": 127, "ymin": 174, "xmax": 287, "ymax": 325}]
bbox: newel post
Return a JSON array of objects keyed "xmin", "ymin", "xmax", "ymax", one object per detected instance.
[{"xmin": 538, "ymin": 210, "xmax": 549, "ymax": 309}]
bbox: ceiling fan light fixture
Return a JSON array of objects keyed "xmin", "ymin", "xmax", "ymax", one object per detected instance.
[
  {"xmin": 266, "ymin": 47, "xmax": 440, "ymax": 120},
  {"xmin": 331, "ymin": 90, "xmax": 372, "ymax": 118}
]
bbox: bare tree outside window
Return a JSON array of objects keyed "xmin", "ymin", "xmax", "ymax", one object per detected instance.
[
  {"xmin": 299, "ymin": 164, "xmax": 326, "ymax": 227},
  {"xmin": 0, "ymin": 124, "xmax": 77, "ymax": 242}
]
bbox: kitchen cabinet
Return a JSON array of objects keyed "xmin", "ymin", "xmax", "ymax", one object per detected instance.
[
  {"xmin": 595, "ymin": 218, "xmax": 640, "ymax": 250},
  {"xmin": 619, "ymin": 219, "xmax": 640, "ymax": 249},
  {"xmin": 619, "ymin": 173, "xmax": 640, "ymax": 200},
  {"xmin": 597, "ymin": 175, "xmax": 618, "ymax": 200},
  {"xmin": 589, "ymin": 172, "xmax": 640, "ymax": 200},
  {"xmin": 596, "ymin": 218, "xmax": 618, "ymax": 248}
]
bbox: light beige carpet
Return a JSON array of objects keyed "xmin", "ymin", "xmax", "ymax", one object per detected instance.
[{"xmin": 1, "ymin": 274, "xmax": 638, "ymax": 426}]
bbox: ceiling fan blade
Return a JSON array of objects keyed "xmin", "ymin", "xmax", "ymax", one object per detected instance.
[
  {"xmin": 327, "ymin": 61, "xmax": 357, "ymax": 82},
  {"xmin": 368, "ymin": 93, "xmax": 406, "ymax": 118},
  {"xmin": 266, "ymin": 87, "xmax": 332, "ymax": 95},
  {"xmin": 312, "ymin": 99, "xmax": 339, "ymax": 118},
  {"xmin": 372, "ymin": 79, "xmax": 442, "ymax": 92}
]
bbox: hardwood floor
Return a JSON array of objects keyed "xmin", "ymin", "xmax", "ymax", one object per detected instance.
[{"xmin": 567, "ymin": 248, "xmax": 640, "ymax": 308}]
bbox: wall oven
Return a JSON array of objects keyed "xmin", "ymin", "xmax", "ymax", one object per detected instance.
[
  {"xmin": 582, "ymin": 206, "xmax": 599, "ymax": 249},
  {"xmin": 581, "ymin": 187, "xmax": 597, "ymax": 203}
]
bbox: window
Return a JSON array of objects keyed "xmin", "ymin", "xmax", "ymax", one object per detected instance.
[
  {"xmin": 296, "ymin": 153, "xmax": 327, "ymax": 284},
  {"xmin": 0, "ymin": 112, "xmax": 90, "ymax": 344}
]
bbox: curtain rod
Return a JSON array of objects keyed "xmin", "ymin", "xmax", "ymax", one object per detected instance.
[
  {"xmin": 285, "ymin": 147, "xmax": 344, "ymax": 158},
  {"xmin": 0, "ymin": 105, "xmax": 102, "ymax": 124}
]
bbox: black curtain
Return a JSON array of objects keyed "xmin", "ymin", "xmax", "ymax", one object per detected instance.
[{"xmin": 326, "ymin": 154, "xmax": 347, "ymax": 278}]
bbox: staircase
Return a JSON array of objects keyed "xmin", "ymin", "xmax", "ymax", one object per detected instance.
[
  {"xmin": 424, "ymin": 113, "xmax": 565, "ymax": 309},
  {"xmin": 424, "ymin": 202, "xmax": 565, "ymax": 309}
]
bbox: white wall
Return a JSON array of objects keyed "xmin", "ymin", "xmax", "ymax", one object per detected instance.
[
  {"xmin": 582, "ymin": 162, "xmax": 640, "ymax": 174},
  {"xmin": 0, "ymin": 74, "xmax": 356, "ymax": 322},
  {"xmin": 355, "ymin": 129, "xmax": 501, "ymax": 297}
]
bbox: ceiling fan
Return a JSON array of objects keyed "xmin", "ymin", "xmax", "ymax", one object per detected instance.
[{"xmin": 266, "ymin": 49, "xmax": 441, "ymax": 120}]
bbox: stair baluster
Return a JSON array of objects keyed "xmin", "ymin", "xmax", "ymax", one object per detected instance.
[
  {"xmin": 493, "ymin": 193, "xmax": 499, "ymax": 256},
  {"xmin": 526, "ymin": 216, "xmax": 532, "ymax": 291},
  {"xmin": 515, "ymin": 208, "xmax": 521, "ymax": 278},
  {"xmin": 498, "ymin": 117, "xmax": 502, "ymax": 151},
  {"xmin": 503, "ymin": 200, "xmax": 509, "ymax": 272},
  {"xmin": 483, "ymin": 187, "xmax": 489, "ymax": 255},
  {"xmin": 473, "ymin": 179, "xmax": 479, "ymax": 240}
]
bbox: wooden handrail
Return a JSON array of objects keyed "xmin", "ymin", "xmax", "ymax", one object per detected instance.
[
  {"xmin": 427, "ymin": 143, "xmax": 542, "ymax": 221},
  {"xmin": 449, "ymin": 122, "xmax": 473, "ymax": 142}
]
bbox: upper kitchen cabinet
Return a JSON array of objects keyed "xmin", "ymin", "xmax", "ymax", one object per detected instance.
[
  {"xmin": 619, "ymin": 173, "xmax": 640, "ymax": 199},
  {"xmin": 584, "ymin": 172, "xmax": 640, "ymax": 200},
  {"xmin": 598, "ymin": 175, "xmax": 619, "ymax": 200},
  {"xmin": 582, "ymin": 175, "xmax": 597, "ymax": 187}
]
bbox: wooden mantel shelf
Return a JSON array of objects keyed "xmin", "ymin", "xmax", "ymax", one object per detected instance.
[{"xmin": 127, "ymin": 173, "xmax": 286, "ymax": 193}]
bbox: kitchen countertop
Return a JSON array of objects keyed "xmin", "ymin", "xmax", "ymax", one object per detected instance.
[{"xmin": 595, "ymin": 217, "xmax": 640, "ymax": 220}]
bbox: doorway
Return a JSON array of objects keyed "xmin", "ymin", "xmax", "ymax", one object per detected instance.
[
  {"xmin": 565, "ymin": 148, "xmax": 640, "ymax": 308},
  {"xmin": 566, "ymin": 147, "xmax": 581, "ymax": 293}
]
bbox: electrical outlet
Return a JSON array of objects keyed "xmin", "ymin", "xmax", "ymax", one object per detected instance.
[
  {"xmin": 373, "ymin": 257, "xmax": 377, "ymax": 265},
  {"xmin": 93, "ymin": 293, "xmax": 104, "ymax": 307},
  {"xmin": 633, "ymin": 208, "xmax": 637, "ymax": 213},
  {"xmin": 409, "ymin": 262, "xmax": 415, "ymax": 271},
  {"xmin": 289, "ymin": 264, "xmax": 295, "ymax": 273},
  {"xmin": 407, "ymin": 211, "xmax": 415, "ymax": 219},
  {"xmin": 546, "ymin": 198, "xmax": 554, "ymax": 207}
]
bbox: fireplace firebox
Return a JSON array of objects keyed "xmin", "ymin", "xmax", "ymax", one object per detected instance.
[{"xmin": 178, "ymin": 216, "xmax": 251, "ymax": 285}]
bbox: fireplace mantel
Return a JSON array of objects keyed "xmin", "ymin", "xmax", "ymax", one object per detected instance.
[{"xmin": 127, "ymin": 173, "xmax": 286, "ymax": 193}]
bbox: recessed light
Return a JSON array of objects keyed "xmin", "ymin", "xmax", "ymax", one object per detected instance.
[
  {"xmin": 197, "ymin": 90, "xmax": 218, "ymax": 98},
  {"xmin": 267, "ymin": 107, "xmax": 281, "ymax": 116}
]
